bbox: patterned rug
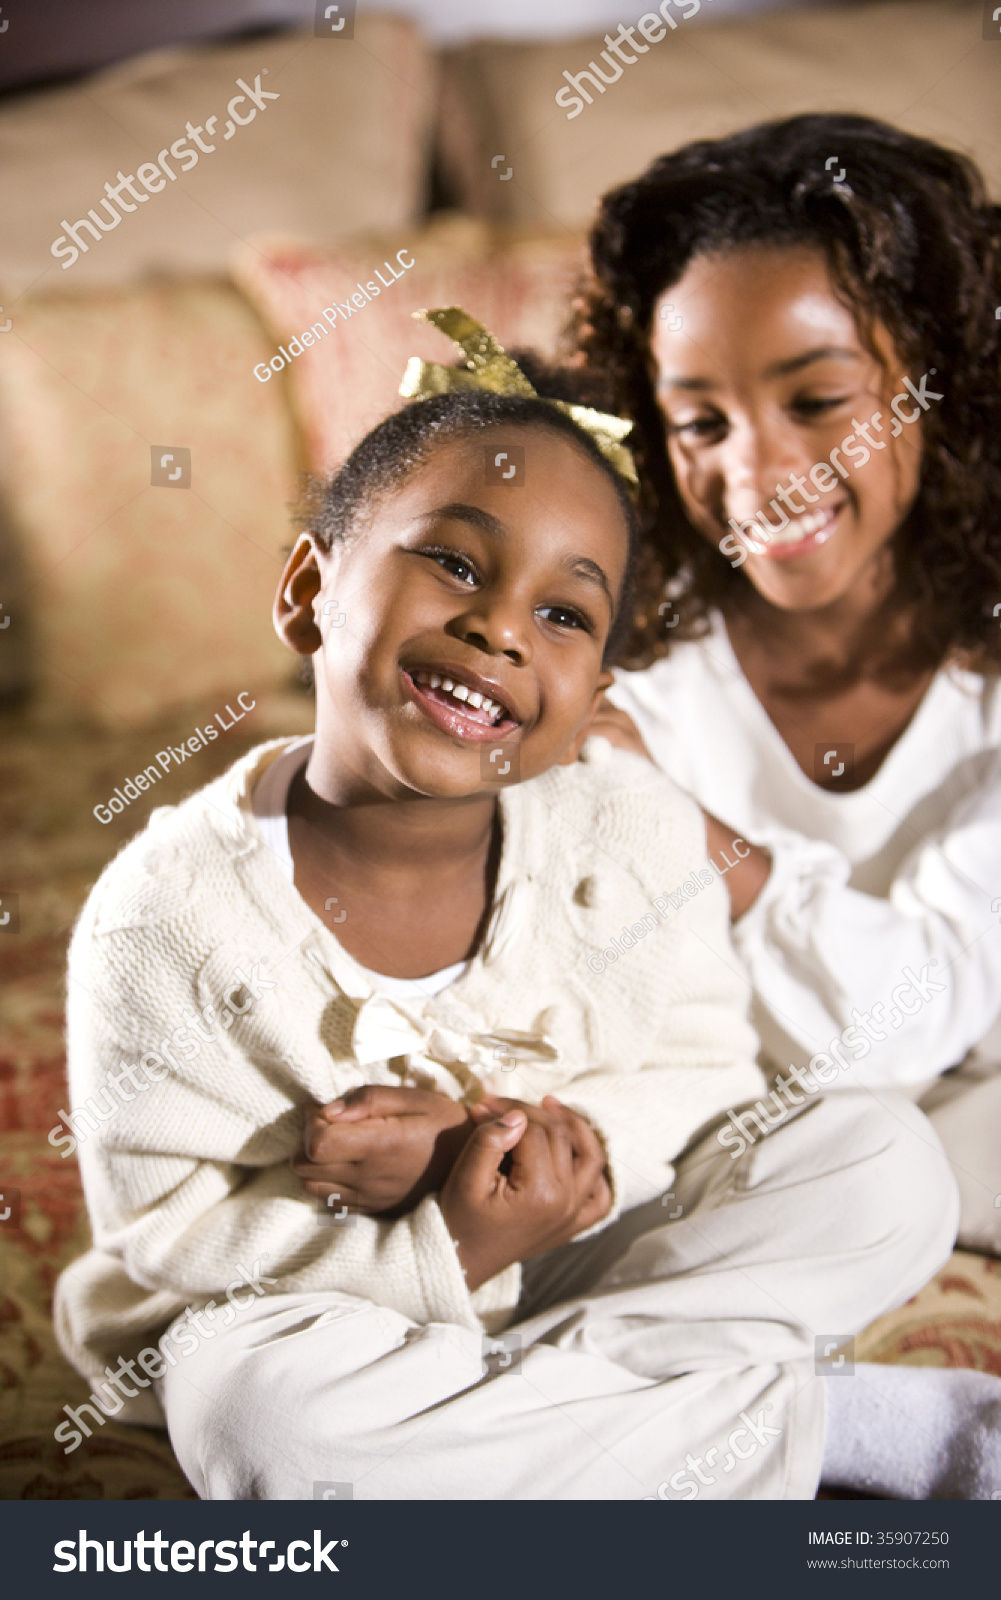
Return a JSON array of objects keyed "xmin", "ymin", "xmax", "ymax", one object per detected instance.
[{"xmin": 2, "ymin": 698, "xmax": 999, "ymax": 1499}]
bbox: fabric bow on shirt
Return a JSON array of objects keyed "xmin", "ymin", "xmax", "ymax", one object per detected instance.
[
  {"xmin": 350, "ymin": 990, "xmax": 560, "ymax": 1096},
  {"xmin": 300, "ymin": 876, "xmax": 560, "ymax": 1097}
]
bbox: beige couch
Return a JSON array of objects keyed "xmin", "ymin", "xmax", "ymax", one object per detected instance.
[{"xmin": 0, "ymin": 0, "xmax": 995, "ymax": 725}]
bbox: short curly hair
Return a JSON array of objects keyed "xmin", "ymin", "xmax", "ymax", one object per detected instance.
[
  {"xmin": 299, "ymin": 388, "xmax": 639, "ymax": 662},
  {"xmin": 571, "ymin": 114, "xmax": 1001, "ymax": 672}
]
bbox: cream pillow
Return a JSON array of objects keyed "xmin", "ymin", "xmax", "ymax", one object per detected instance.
[
  {"xmin": 0, "ymin": 19, "xmax": 436, "ymax": 293},
  {"xmin": 438, "ymin": 0, "xmax": 1000, "ymax": 229},
  {"xmin": 230, "ymin": 215, "xmax": 588, "ymax": 471},
  {"xmin": 0, "ymin": 281, "xmax": 294, "ymax": 724}
]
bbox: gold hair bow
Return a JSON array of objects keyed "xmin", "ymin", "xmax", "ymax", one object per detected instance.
[{"xmin": 398, "ymin": 307, "xmax": 637, "ymax": 487}]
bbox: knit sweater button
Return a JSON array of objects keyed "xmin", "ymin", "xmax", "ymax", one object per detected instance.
[
  {"xmin": 574, "ymin": 876, "xmax": 602, "ymax": 908},
  {"xmin": 581, "ymin": 734, "xmax": 613, "ymax": 765}
]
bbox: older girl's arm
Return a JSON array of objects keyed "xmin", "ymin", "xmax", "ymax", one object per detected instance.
[{"xmin": 703, "ymin": 811, "xmax": 772, "ymax": 921}]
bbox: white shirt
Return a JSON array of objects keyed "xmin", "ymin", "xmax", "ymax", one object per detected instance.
[
  {"xmin": 608, "ymin": 613, "xmax": 1001, "ymax": 1088},
  {"xmin": 58, "ymin": 735, "xmax": 764, "ymax": 1392},
  {"xmin": 250, "ymin": 736, "xmax": 466, "ymax": 1001}
]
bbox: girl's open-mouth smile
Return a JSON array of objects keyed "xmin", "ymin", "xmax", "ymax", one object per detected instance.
[
  {"xmin": 750, "ymin": 501, "xmax": 846, "ymax": 563},
  {"xmin": 403, "ymin": 666, "xmax": 522, "ymax": 743}
]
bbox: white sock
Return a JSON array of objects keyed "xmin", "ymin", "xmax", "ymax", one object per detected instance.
[{"xmin": 822, "ymin": 1362, "xmax": 1001, "ymax": 1499}]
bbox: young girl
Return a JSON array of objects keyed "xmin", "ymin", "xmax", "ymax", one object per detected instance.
[
  {"xmin": 578, "ymin": 115, "xmax": 1001, "ymax": 1260},
  {"xmin": 53, "ymin": 314, "xmax": 984, "ymax": 1501}
]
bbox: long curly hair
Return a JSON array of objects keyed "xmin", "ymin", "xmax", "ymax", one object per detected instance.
[{"xmin": 569, "ymin": 114, "xmax": 1001, "ymax": 672}]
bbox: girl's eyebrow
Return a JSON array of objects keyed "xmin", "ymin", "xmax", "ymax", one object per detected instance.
[
  {"xmin": 420, "ymin": 503, "xmax": 507, "ymax": 537},
  {"xmin": 661, "ymin": 346, "xmax": 862, "ymax": 392},
  {"xmin": 417, "ymin": 503, "xmax": 613, "ymax": 609},
  {"xmin": 764, "ymin": 345, "xmax": 862, "ymax": 379},
  {"xmin": 566, "ymin": 556, "xmax": 614, "ymax": 610}
]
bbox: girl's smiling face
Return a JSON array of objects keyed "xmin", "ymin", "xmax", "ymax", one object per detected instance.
[
  {"xmin": 651, "ymin": 246, "xmax": 924, "ymax": 612},
  {"xmin": 276, "ymin": 424, "xmax": 630, "ymax": 802}
]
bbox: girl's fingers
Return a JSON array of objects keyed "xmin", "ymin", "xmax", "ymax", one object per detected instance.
[
  {"xmin": 575, "ymin": 1176, "xmax": 613, "ymax": 1230},
  {"xmin": 540, "ymin": 1097, "xmax": 603, "ymax": 1167},
  {"xmin": 506, "ymin": 1121, "xmax": 555, "ymax": 1190},
  {"xmin": 586, "ymin": 701, "xmax": 652, "ymax": 760},
  {"xmin": 290, "ymin": 1150, "xmax": 358, "ymax": 1182},
  {"xmin": 456, "ymin": 1113, "xmax": 527, "ymax": 1195},
  {"xmin": 466, "ymin": 1099, "xmax": 500, "ymax": 1123},
  {"xmin": 568, "ymin": 1125, "xmax": 606, "ymax": 1191},
  {"xmin": 544, "ymin": 1116, "xmax": 576, "ymax": 1189},
  {"xmin": 304, "ymin": 1119, "xmax": 404, "ymax": 1161},
  {"xmin": 333, "ymin": 1085, "xmax": 427, "ymax": 1121},
  {"xmin": 541, "ymin": 1098, "xmax": 590, "ymax": 1157},
  {"xmin": 299, "ymin": 1178, "xmax": 360, "ymax": 1207}
]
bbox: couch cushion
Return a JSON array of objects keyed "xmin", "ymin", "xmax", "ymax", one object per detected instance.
[
  {"xmin": 0, "ymin": 280, "xmax": 295, "ymax": 724},
  {"xmin": 438, "ymin": 0, "xmax": 1000, "ymax": 229},
  {"xmin": 230, "ymin": 215, "xmax": 588, "ymax": 472},
  {"xmin": 0, "ymin": 19, "xmax": 436, "ymax": 293}
]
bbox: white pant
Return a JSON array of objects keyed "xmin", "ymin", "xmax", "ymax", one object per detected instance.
[
  {"xmin": 919, "ymin": 1060, "xmax": 1001, "ymax": 1253},
  {"xmin": 161, "ymin": 1093, "xmax": 958, "ymax": 1500}
]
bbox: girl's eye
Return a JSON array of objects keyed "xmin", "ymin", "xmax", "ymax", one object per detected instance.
[
  {"xmin": 793, "ymin": 395, "xmax": 853, "ymax": 417},
  {"xmin": 537, "ymin": 604, "xmax": 593, "ymax": 633},
  {"xmin": 421, "ymin": 547, "xmax": 479, "ymax": 585},
  {"xmin": 667, "ymin": 414, "xmax": 724, "ymax": 440}
]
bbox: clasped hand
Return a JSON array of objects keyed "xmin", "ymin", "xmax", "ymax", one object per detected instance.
[{"xmin": 292, "ymin": 1086, "xmax": 612, "ymax": 1289}]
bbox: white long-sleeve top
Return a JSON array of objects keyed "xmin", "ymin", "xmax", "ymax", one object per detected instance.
[
  {"xmin": 608, "ymin": 614, "xmax": 1001, "ymax": 1091},
  {"xmin": 55, "ymin": 735, "xmax": 763, "ymax": 1405}
]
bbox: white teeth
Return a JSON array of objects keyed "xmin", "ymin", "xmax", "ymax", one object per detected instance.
[
  {"xmin": 412, "ymin": 670, "xmax": 508, "ymax": 721},
  {"xmin": 792, "ymin": 510, "xmax": 828, "ymax": 536},
  {"xmin": 768, "ymin": 507, "xmax": 836, "ymax": 545}
]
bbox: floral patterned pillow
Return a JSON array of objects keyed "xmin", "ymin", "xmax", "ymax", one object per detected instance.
[{"xmin": 230, "ymin": 217, "xmax": 588, "ymax": 473}]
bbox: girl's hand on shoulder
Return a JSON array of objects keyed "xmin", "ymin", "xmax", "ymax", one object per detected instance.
[
  {"xmin": 584, "ymin": 694, "xmax": 654, "ymax": 762},
  {"xmin": 701, "ymin": 810, "xmax": 772, "ymax": 921},
  {"xmin": 439, "ymin": 1099, "xmax": 611, "ymax": 1291},
  {"xmin": 291, "ymin": 1085, "xmax": 473, "ymax": 1217}
]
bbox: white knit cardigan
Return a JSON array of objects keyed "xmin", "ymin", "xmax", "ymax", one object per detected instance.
[{"xmin": 55, "ymin": 736, "xmax": 764, "ymax": 1405}]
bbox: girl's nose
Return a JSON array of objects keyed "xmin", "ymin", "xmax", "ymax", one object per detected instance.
[
  {"xmin": 716, "ymin": 417, "xmax": 812, "ymax": 521},
  {"xmin": 449, "ymin": 599, "xmax": 533, "ymax": 666}
]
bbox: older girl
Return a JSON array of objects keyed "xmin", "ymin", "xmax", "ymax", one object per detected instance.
[{"xmin": 581, "ymin": 114, "xmax": 1001, "ymax": 1256}]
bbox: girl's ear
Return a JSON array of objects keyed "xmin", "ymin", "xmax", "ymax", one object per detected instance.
[
  {"xmin": 273, "ymin": 535, "xmax": 324, "ymax": 657},
  {"xmin": 557, "ymin": 669, "xmax": 616, "ymax": 766}
]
